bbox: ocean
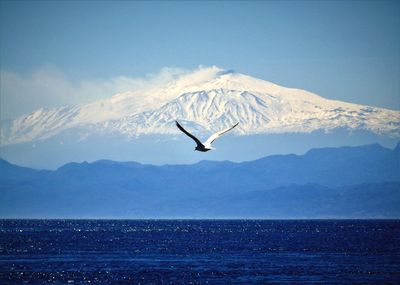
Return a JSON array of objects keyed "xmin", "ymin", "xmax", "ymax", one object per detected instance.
[{"xmin": 0, "ymin": 219, "xmax": 399, "ymax": 284}]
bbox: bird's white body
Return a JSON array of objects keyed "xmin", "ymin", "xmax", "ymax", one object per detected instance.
[{"xmin": 176, "ymin": 121, "xmax": 238, "ymax": 152}]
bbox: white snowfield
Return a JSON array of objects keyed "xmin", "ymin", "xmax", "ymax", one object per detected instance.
[{"xmin": 1, "ymin": 66, "xmax": 399, "ymax": 145}]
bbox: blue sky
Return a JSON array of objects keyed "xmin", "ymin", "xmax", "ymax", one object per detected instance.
[{"xmin": 1, "ymin": 1, "xmax": 399, "ymax": 119}]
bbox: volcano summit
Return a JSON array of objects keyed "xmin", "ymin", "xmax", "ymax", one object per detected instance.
[{"xmin": 1, "ymin": 66, "xmax": 399, "ymax": 168}]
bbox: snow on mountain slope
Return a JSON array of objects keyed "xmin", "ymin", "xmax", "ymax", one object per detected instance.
[{"xmin": 1, "ymin": 66, "xmax": 399, "ymax": 145}]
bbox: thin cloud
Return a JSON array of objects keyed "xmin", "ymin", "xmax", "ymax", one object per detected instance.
[{"xmin": 0, "ymin": 66, "xmax": 187, "ymax": 120}]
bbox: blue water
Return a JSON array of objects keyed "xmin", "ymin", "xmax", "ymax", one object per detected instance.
[{"xmin": 0, "ymin": 220, "xmax": 399, "ymax": 284}]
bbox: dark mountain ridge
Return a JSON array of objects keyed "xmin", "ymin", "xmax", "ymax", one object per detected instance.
[{"xmin": 0, "ymin": 143, "xmax": 399, "ymax": 218}]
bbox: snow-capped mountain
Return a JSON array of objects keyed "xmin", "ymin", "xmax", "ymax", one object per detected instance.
[{"xmin": 1, "ymin": 66, "xmax": 399, "ymax": 145}]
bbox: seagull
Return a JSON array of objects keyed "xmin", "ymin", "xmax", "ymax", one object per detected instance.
[{"xmin": 175, "ymin": 121, "xmax": 239, "ymax": 152}]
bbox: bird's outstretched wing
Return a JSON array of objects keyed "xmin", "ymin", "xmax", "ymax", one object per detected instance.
[
  {"xmin": 204, "ymin": 122, "xmax": 239, "ymax": 146},
  {"xmin": 175, "ymin": 121, "xmax": 203, "ymax": 147}
]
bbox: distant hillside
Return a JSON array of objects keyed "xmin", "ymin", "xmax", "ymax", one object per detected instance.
[{"xmin": 0, "ymin": 143, "xmax": 399, "ymax": 218}]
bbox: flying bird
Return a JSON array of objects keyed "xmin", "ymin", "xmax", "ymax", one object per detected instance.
[{"xmin": 175, "ymin": 121, "xmax": 239, "ymax": 152}]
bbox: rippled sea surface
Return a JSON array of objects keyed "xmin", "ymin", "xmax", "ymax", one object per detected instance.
[{"xmin": 0, "ymin": 220, "xmax": 399, "ymax": 284}]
